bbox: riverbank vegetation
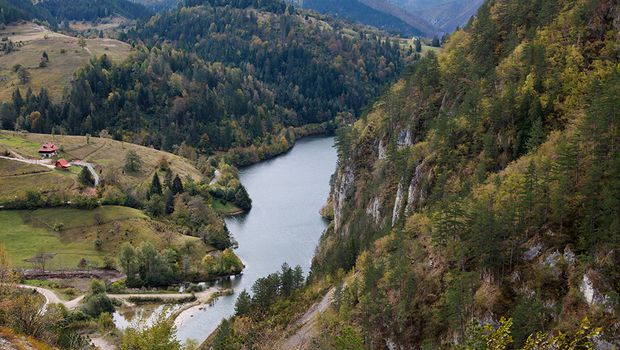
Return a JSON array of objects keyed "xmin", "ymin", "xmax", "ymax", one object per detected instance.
[{"xmin": 209, "ymin": 0, "xmax": 620, "ymax": 347}]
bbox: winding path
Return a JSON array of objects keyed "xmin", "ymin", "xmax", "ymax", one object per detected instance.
[
  {"xmin": 17, "ymin": 284, "xmax": 84, "ymax": 311},
  {"xmin": 0, "ymin": 155, "xmax": 54, "ymax": 169},
  {"xmin": 17, "ymin": 284, "xmax": 217, "ymax": 311}
]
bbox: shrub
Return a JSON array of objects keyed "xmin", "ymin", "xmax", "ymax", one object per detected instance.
[
  {"xmin": 98, "ymin": 312, "xmax": 115, "ymax": 331},
  {"xmin": 108, "ymin": 280, "xmax": 126, "ymax": 294},
  {"xmin": 81, "ymin": 279, "xmax": 114, "ymax": 318}
]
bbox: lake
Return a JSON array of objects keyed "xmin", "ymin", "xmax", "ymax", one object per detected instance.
[{"xmin": 175, "ymin": 136, "xmax": 337, "ymax": 343}]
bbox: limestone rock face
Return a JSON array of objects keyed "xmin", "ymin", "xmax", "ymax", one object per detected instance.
[
  {"xmin": 391, "ymin": 181, "xmax": 405, "ymax": 226},
  {"xmin": 332, "ymin": 165, "xmax": 354, "ymax": 233}
]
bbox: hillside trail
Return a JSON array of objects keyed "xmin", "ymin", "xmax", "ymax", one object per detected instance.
[
  {"xmin": 279, "ymin": 288, "xmax": 335, "ymax": 349},
  {"xmin": 0, "ymin": 154, "xmax": 100, "ymax": 186},
  {"xmin": 0, "ymin": 155, "xmax": 54, "ymax": 169},
  {"xmin": 17, "ymin": 284, "xmax": 84, "ymax": 311},
  {"xmin": 18, "ymin": 283, "xmax": 218, "ymax": 310}
]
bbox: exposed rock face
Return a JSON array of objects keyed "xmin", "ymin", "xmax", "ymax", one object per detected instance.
[
  {"xmin": 378, "ymin": 139, "xmax": 387, "ymax": 160},
  {"xmin": 404, "ymin": 158, "xmax": 431, "ymax": 216},
  {"xmin": 397, "ymin": 129, "xmax": 412, "ymax": 149},
  {"xmin": 544, "ymin": 250, "xmax": 561, "ymax": 268},
  {"xmin": 523, "ymin": 242, "xmax": 542, "ymax": 261},
  {"xmin": 366, "ymin": 197, "xmax": 381, "ymax": 224},
  {"xmin": 563, "ymin": 246, "xmax": 576, "ymax": 264},
  {"xmin": 392, "ymin": 181, "xmax": 405, "ymax": 226},
  {"xmin": 333, "ymin": 165, "xmax": 355, "ymax": 233},
  {"xmin": 580, "ymin": 272, "xmax": 607, "ymax": 306}
]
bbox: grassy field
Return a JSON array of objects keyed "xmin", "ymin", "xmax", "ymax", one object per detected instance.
[
  {"xmin": 0, "ymin": 130, "xmax": 204, "ymax": 199},
  {"xmin": 0, "ymin": 158, "xmax": 50, "ymax": 176},
  {"xmin": 0, "ymin": 169, "xmax": 77, "ymax": 202},
  {"xmin": 0, "ymin": 206, "xmax": 210, "ymax": 269},
  {"xmin": 0, "ymin": 22, "xmax": 132, "ymax": 101}
]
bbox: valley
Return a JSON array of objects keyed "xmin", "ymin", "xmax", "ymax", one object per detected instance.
[{"xmin": 0, "ymin": 0, "xmax": 618, "ymax": 349}]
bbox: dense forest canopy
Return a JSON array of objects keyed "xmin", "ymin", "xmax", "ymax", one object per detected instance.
[
  {"xmin": 0, "ymin": 0, "xmax": 55, "ymax": 25},
  {"xmin": 37, "ymin": 0, "xmax": 152, "ymax": 21},
  {"xmin": 300, "ymin": 0, "xmax": 425, "ymax": 37},
  {"xmin": 0, "ymin": 0, "xmax": 409, "ymax": 165},
  {"xmin": 0, "ymin": 0, "xmax": 150, "ymax": 25},
  {"xmin": 206, "ymin": 0, "xmax": 620, "ymax": 347}
]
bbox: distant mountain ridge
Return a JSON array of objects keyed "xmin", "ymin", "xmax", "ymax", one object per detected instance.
[
  {"xmin": 300, "ymin": 0, "xmax": 435, "ymax": 36},
  {"xmin": 294, "ymin": 0, "xmax": 483, "ymax": 35},
  {"xmin": 358, "ymin": 0, "xmax": 438, "ymax": 35},
  {"xmin": 389, "ymin": 0, "xmax": 484, "ymax": 32}
]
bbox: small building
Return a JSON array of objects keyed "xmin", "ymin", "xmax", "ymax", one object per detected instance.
[
  {"xmin": 55, "ymin": 159, "xmax": 69, "ymax": 169},
  {"xmin": 38, "ymin": 143, "xmax": 58, "ymax": 158}
]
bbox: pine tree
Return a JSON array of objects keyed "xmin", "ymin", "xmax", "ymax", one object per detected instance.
[
  {"xmin": 171, "ymin": 175, "xmax": 184, "ymax": 195},
  {"xmin": 124, "ymin": 150, "xmax": 142, "ymax": 173},
  {"xmin": 148, "ymin": 173, "xmax": 162, "ymax": 199},
  {"xmin": 235, "ymin": 289, "xmax": 252, "ymax": 316},
  {"xmin": 12, "ymin": 88, "xmax": 23, "ymax": 113},
  {"xmin": 164, "ymin": 168, "xmax": 173, "ymax": 189}
]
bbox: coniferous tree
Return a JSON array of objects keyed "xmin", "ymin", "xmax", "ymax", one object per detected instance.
[
  {"xmin": 148, "ymin": 173, "xmax": 162, "ymax": 199},
  {"xmin": 235, "ymin": 290, "xmax": 252, "ymax": 316},
  {"xmin": 171, "ymin": 175, "xmax": 184, "ymax": 195}
]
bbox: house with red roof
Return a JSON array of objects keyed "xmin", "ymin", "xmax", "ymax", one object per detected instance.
[
  {"xmin": 55, "ymin": 159, "xmax": 69, "ymax": 169},
  {"xmin": 38, "ymin": 143, "xmax": 58, "ymax": 158}
]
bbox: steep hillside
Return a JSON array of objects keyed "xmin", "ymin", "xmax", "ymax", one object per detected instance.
[
  {"xmin": 2, "ymin": 0, "xmax": 410, "ymax": 167},
  {"xmin": 0, "ymin": 0, "xmax": 55, "ymax": 26},
  {"xmin": 392, "ymin": 0, "xmax": 484, "ymax": 32},
  {"xmin": 36, "ymin": 0, "xmax": 152, "ymax": 21},
  {"xmin": 209, "ymin": 0, "xmax": 620, "ymax": 347},
  {"xmin": 300, "ymin": 0, "xmax": 430, "ymax": 36},
  {"xmin": 359, "ymin": 0, "xmax": 439, "ymax": 35},
  {"xmin": 130, "ymin": 0, "xmax": 179, "ymax": 11}
]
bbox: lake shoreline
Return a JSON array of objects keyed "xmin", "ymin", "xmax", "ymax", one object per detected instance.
[{"xmin": 175, "ymin": 136, "xmax": 337, "ymax": 344}]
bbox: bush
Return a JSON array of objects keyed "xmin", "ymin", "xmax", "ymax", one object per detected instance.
[
  {"xmin": 108, "ymin": 280, "xmax": 126, "ymax": 294},
  {"xmin": 81, "ymin": 280, "xmax": 114, "ymax": 318},
  {"xmin": 98, "ymin": 312, "xmax": 115, "ymax": 331}
]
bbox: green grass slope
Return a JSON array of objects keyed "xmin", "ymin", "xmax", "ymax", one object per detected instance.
[
  {"xmin": 0, "ymin": 206, "xmax": 207, "ymax": 269},
  {"xmin": 0, "ymin": 22, "xmax": 131, "ymax": 101}
]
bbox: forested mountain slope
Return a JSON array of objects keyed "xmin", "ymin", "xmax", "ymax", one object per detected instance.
[
  {"xmin": 1, "ymin": 0, "xmax": 409, "ymax": 166},
  {"xmin": 0, "ymin": 0, "xmax": 151, "ymax": 25},
  {"xmin": 37, "ymin": 0, "xmax": 152, "ymax": 21},
  {"xmin": 209, "ymin": 0, "xmax": 620, "ymax": 347},
  {"xmin": 0, "ymin": 0, "xmax": 55, "ymax": 25},
  {"xmin": 298, "ymin": 0, "xmax": 432, "ymax": 36},
  {"xmin": 392, "ymin": 0, "xmax": 484, "ymax": 32}
]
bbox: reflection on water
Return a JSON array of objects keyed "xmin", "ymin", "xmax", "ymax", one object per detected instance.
[
  {"xmin": 175, "ymin": 136, "xmax": 337, "ymax": 344},
  {"xmin": 114, "ymin": 303, "xmax": 183, "ymax": 331}
]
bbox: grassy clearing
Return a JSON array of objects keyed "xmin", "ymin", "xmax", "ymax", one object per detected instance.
[
  {"xmin": 396, "ymin": 38, "xmax": 442, "ymax": 55},
  {"xmin": 211, "ymin": 199, "xmax": 243, "ymax": 216},
  {"xmin": 0, "ymin": 131, "xmax": 41, "ymax": 157},
  {"xmin": 0, "ymin": 22, "xmax": 131, "ymax": 101},
  {"xmin": 0, "ymin": 206, "xmax": 210, "ymax": 269},
  {"xmin": 0, "ymin": 169, "xmax": 77, "ymax": 202},
  {"xmin": 22, "ymin": 279, "xmax": 82, "ymax": 301},
  {"xmin": 0, "ymin": 210, "xmax": 102, "ymax": 269},
  {"xmin": 0, "ymin": 130, "xmax": 204, "ymax": 197},
  {"xmin": 0, "ymin": 158, "xmax": 50, "ymax": 176}
]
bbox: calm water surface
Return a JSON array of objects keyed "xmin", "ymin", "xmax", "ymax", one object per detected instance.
[{"xmin": 175, "ymin": 136, "xmax": 337, "ymax": 343}]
